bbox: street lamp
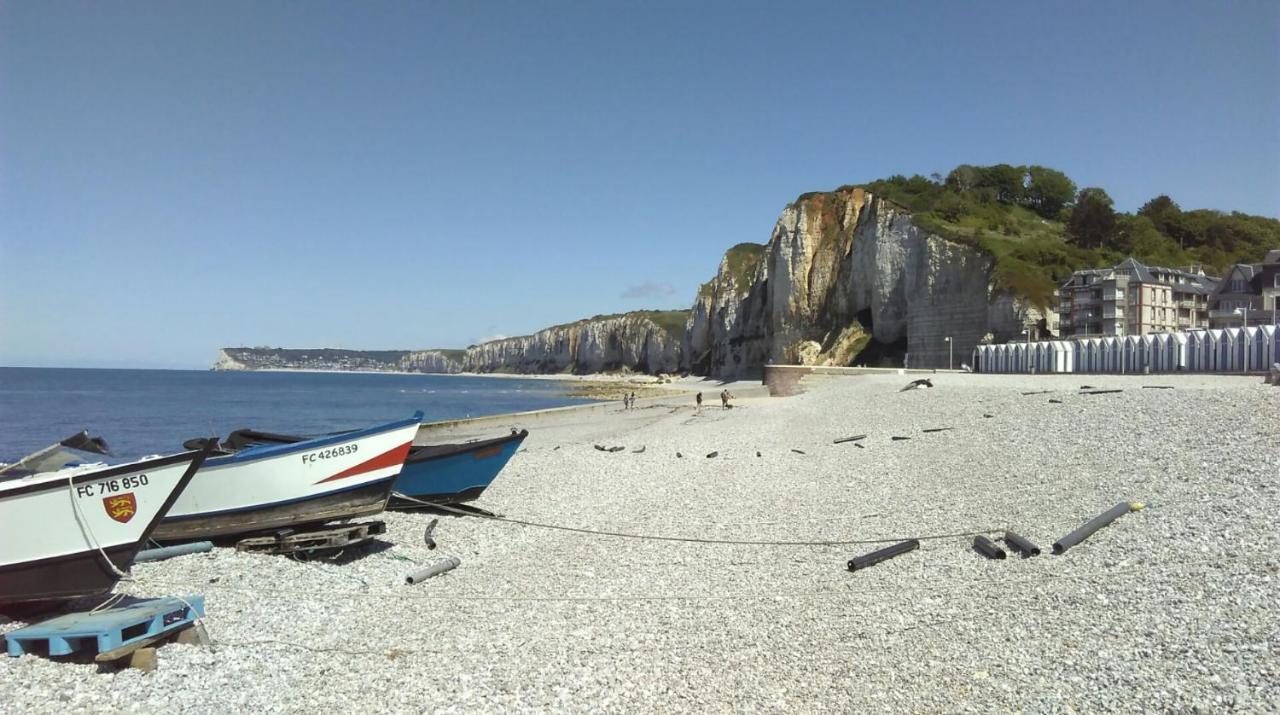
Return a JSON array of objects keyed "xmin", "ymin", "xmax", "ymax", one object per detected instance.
[
  {"xmin": 1234, "ymin": 307, "xmax": 1250, "ymax": 373},
  {"xmin": 944, "ymin": 336, "xmax": 953, "ymax": 371}
]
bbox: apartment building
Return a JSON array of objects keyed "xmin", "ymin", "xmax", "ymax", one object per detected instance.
[
  {"xmin": 1209, "ymin": 249, "xmax": 1280, "ymax": 328},
  {"xmin": 1057, "ymin": 257, "xmax": 1216, "ymax": 338}
]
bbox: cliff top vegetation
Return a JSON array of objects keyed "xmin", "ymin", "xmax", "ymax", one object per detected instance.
[
  {"xmin": 698, "ymin": 242, "xmax": 765, "ymax": 299},
  {"xmin": 822, "ymin": 165, "xmax": 1280, "ymax": 309},
  {"xmin": 528, "ymin": 309, "xmax": 691, "ymax": 341}
]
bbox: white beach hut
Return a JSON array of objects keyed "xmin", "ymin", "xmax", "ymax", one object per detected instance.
[
  {"xmin": 1050, "ymin": 341, "xmax": 1074, "ymax": 373},
  {"xmin": 1164, "ymin": 332, "xmax": 1188, "ymax": 372}
]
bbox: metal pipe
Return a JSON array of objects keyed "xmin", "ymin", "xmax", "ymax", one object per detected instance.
[
  {"xmin": 1052, "ymin": 502, "xmax": 1143, "ymax": 555},
  {"xmin": 134, "ymin": 541, "xmax": 214, "ymax": 563},
  {"xmin": 405, "ymin": 556, "xmax": 461, "ymax": 585},
  {"xmin": 972, "ymin": 535, "xmax": 1006, "ymax": 560},
  {"xmin": 846, "ymin": 539, "xmax": 919, "ymax": 572},
  {"xmin": 1003, "ymin": 531, "xmax": 1041, "ymax": 557}
]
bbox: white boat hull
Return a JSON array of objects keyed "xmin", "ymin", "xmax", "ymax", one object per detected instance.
[
  {"xmin": 153, "ymin": 416, "xmax": 420, "ymax": 541},
  {"xmin": 0, "ymin": 450, "xmax": 207, "ymax": 608}
]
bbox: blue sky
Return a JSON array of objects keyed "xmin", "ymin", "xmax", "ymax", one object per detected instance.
[{"xmin": 2, "ymin": 1, "xmax": 1277, "ymax": 368}]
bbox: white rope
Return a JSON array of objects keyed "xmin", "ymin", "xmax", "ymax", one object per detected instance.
[{"xmin": 65, "ymin": 470, "xmax": 131, "ymax": 581}]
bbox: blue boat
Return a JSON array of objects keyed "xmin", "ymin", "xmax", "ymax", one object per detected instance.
[{"xmin": 392, "ymin": 429, "xmax": 528, "ymax": 506}]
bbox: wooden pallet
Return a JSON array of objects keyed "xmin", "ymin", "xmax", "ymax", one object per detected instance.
[
  {"xmin": 4, "ymin": 596, "xmax": 204, "ymax": 666},
  {"xmin": 234, "ymin": 520, "xmax": 386, "ymax": 557}
]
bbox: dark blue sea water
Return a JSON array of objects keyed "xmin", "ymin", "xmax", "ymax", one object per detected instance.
[{"xmin": 0, "ymin": 368, "xmax": 590, "ymax": 462}]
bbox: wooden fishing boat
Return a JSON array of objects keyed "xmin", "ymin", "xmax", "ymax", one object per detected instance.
[
  {"xmin": 152, "ymin": 413, "xmax": 422, "ymax": 542},
  {"xmin": 0, "ymin": 445, "xmax": 209, "ymax": 610},
  {"xmin": 392, "ymin": 429, "xmax": 528, "ymax": 506}
]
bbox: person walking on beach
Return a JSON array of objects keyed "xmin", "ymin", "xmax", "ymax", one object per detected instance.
[
  {"xmin": 695, "ymin": 392, "xmax": 703, "ymax": 412},
  {"xmin": 629, "ymin": 391, "xmax": 637, "ymax": 410},
  {"xmin": 622, "ymin": 393, "xmax": 630, "ymax": 411},
  {"xmin": 720, "ymin": 389, "xmax": 733, "ymax": 409}
]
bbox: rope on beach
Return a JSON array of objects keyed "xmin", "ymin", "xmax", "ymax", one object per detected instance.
[{"xmin": 390, "ymin": 492, "xmax": 996, "ymax": 546}]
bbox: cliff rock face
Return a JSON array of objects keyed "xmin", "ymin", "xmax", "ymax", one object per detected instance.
[
  {"xmin": 687, "ymin": 188, "xmax": 1043, "ymax": 377},
  {"xmin": 213, "ymin": 349, "xmax": 251, "ymax": 371},
  {"xmin": 398, "ymin": 350, "xmax": 463, "ymax": 374},
  {"xmin": 464, "ymin": 314, "xmax": 682, "ymax": 374}
]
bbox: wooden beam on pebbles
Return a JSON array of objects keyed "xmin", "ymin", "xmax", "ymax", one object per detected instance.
[{"xmin": 833, "ymin": 434, "xmax": 867, "ymax": 444}]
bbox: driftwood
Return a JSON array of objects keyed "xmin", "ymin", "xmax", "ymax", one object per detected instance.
[
  {"xmin": 706, "ymin": 451, "xmax": 719, "ymax": 459},
  {"xmin": 921, "ymin": 427, "xmax": 953, "ymax": 433},
  {"xmin": 632, "ymin": 446, "xmax": 646, "ymax": 454},
  {"xmin": 1048, "ymin": 399, "xmax": 1063, "ymax": 404},
  {"xmin": 1021, "ymin": 390, "xmax": 1052, "ymax": 396},
  {"xmin": 833, "ymin": 434, "xmax": 867, "ymax": 444},
  {"xmin": 1081, "ymin": 389, "xmax": 1124, "ymax": 395},
  {"xmin": 791, "ymin": 449, "xmax": 806, "ymax": 455},
  {"xmin": 891, "ymin": 436, "xmax": 911, "ymax": 441},
  {"xmin": 1142, "ymin": 385, "xmax": 1174, "ymax": 390}
]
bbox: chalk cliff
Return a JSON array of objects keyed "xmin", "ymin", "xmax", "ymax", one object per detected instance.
[
  {"xmin": 217, "ymin": 187, "xmax": 1052, "ymax": 378},
  {"xmin": 398, "ymin": 350, "xmax": 464, "ymax": 374},
  {"xmin": 463, "ymin": 313, "xmax": 683, "ymax": 375},
  {"xmin": 685, "ymin": 187, "xmax": 1045, "ymax": 378}
]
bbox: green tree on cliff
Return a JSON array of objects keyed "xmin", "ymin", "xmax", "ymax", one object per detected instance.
[
  {"xmin": 1025, "ymin": 166, "xmax": 1076, "ymax": 219},
  {"xmin": 1067, "ymin": 187, "xmax": 1117, "ymax": 249}
]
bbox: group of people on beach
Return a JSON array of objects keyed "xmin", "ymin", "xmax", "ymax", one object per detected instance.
[
  {"xmin": 621, "ymin": 391, "xmax": 638, "ymax": 410},
  {"xmin": 694, "ymin": 390, "xmax": 734, "ymax": 411}
]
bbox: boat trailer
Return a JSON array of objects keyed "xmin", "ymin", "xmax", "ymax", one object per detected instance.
[{"xmin": 235, "ymin": 520, "xmax": 386, "ymax": 558}]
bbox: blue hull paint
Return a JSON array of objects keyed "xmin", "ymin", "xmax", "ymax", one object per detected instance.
[{"xmin": 393, "ymin": 431, "xmax": 526, "ymax": 504}]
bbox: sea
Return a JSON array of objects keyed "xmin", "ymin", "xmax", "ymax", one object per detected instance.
[{"xmin": 0, "ymin": 368, "xmax": 591, "ymax": 462}]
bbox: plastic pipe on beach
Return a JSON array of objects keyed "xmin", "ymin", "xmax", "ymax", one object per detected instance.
[
  {"xmin": 1052, "ymin": 502, "xmax": 1144, "ymax": 555},
  {"xmin": 846, "ymin": 539, "xmax": 920, "ymax": 572},
  {"xmin": 1003, "ymin": 531, "xmax": 1041, "ymax": 557},
  {"xmin": 972, "ymin": 535, "xmax": 1006, "ymax": 560},
  {"xmin": 134, "ymin": 542, "xmax": 214, "ymax": 563},
  {"xmin": 405, "ymin": 556, "xmax": 461, "ymax": 585}
]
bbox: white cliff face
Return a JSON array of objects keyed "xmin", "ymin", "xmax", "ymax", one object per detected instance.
[
  {"xmin": 212, "ymin": 349, "xmax": 251, "ymax": 371},
  {"xmin": 397, "ymin": 351, "xmax": 463, "ymax": 374},
  {"xmin": 463, "ymin": 314, "xmax": 683, "ymax": 375},
  {"xmin": 686, "ymin": 188, "xmax": 1041, "ymax": 377}
]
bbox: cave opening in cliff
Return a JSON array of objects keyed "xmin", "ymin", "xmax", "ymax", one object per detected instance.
[{"xmin": 849, "ymin": 308, "xmax": 908, "ymax": 368}]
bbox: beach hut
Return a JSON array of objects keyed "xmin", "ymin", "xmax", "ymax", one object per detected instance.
[
  {"xmin": 1101, "ymin": 337, "xmax": 1122, "ymax": 373},
  {"xmin": 1203, "ymin": 330, "xmax": 1223, "ymax": 370},
  {"xmin": 1164, "ymin": 332, "xmax": 1188, "ymax": 372},
  {"xmin": 993, "ymin": 344, "xmax": 1007, "ymax": 373},
  {"xmin": 1010, "ymin": 342, "xmax": 1027, "ymax": 373},
  {"xmin": 1244, "ymin": 327, "xmax": 1268, "ymax": 372},
  {"xmin": 1121, "ymin": 335, "xmax": 1143, "ymax": 374},
  {"xmin": 1050, "ymin": 341, "xmax": 1074, "ymax": 373},
  {"xmin": 1261, "ymin": 325, "xmax": 1279, "ymax": 369},
  {"xmin": 1077, "ymin": 338, "xmax": 1098, "ymax": 373},
  {"xmin": 1186, "ymin": 330, "xmax": 1210, "ymax": 372},
  {"xmin": 1145, "ymin": 333, "xmax": 1167, "ymax": 372}
]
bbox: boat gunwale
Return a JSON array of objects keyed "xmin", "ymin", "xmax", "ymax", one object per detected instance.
[
  {"xmin": 0, "ymin": 450, "xmax": 206, "ymax": 500},
  {"xmin": 202, "ymin": 413, "xmax": 422, "ymax": 466}
]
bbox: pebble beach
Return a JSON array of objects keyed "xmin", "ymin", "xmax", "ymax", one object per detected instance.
[{"xmin": 2, "ymin": 373, "xmax": 1278, "ymax": 713}]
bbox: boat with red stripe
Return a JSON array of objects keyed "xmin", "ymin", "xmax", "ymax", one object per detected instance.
[{"xmin": 152, "ymin": 413, "xmax": 422, "ymax": 542}]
